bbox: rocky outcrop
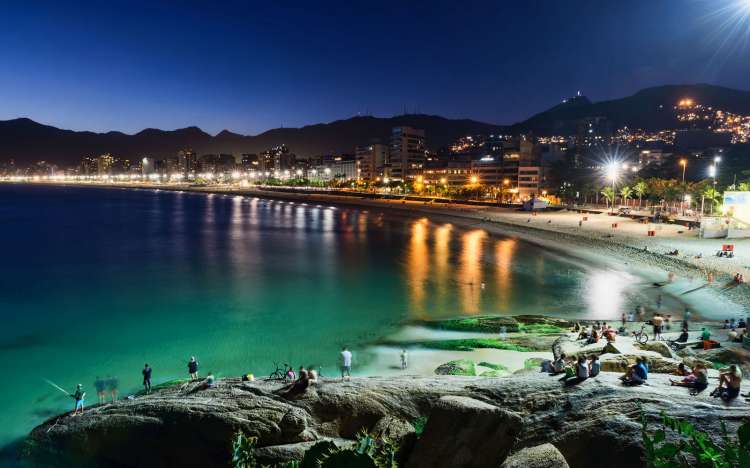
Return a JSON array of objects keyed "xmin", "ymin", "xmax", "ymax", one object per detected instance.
[
  {"xmin": 406, "ymin": 396, "xmax": 521, "ymax": 468},
  {"xmin": 434, "ymin": 359, "xmax": 476, "ymax": 376},
  {"xmin": 500, "ymin": 443, "xmax": 570, "ymax": 468},
  {"xmin": 24, "ymin": 373, "xmax": 749, "ymax": 468}
]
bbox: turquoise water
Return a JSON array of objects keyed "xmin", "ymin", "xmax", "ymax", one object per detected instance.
[{"xmin": 0, "ymin": 184, "xmax": 662, "ymax": 450}]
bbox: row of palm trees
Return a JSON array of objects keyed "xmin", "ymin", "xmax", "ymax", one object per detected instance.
[{"xmin": 597, "ymin": 178, "xmax": 738, "ymax": 215}]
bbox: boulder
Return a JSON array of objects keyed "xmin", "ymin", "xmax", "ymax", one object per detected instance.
[
  {"xmin": 434, "ymin": 359, "xmax": 476, "ymax": 376},
  {"xmin": 599, "ymin": 353, "xmax": 682, "ymax": 374},
  {"xmin": 635, "ymin": 341, "xmax": 676, "ymax": 359},
  {"xmin": 406, "ymin": 396, "xmax": 522, "ymax": 468},
  {"xmin": 500, "ymin": 443, "xmax": 570, "ymax": 468},
  {"xmin": 552, "ymin": 336, "xmax": 606, "ymax": 360},
  {"xmin": 255, "ymin": 438, "xmax": 354, "ymax": 466},
  {"xmin": 24, "ymin": 374, "xmax": 750, "ymax": 468},
  {"xmin": 372, "ymin": 416, "xmax": 416, "ymax": 464}
]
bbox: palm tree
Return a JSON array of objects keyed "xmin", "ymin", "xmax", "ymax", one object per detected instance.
[
  {"xmin": 634, "ymin": 181, "xmax": 648, "ymax": 209},
  {"xmin": 601, "ymin": 187, "xmax": 615, "ymax": 209},
  {"xmin": 619, "ymin": 186, "xmax": 633, "ymax": 207},
  {"xmin": 703, "ymin": 186, "xmax": 722, "ymax": 215}
]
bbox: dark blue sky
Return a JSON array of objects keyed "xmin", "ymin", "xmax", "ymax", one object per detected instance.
[{"xmin": 1, "ymin": 0, "xmax": 749, "ymax": 135}]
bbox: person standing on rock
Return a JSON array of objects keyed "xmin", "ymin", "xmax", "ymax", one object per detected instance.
[
  {"xmin": 340, "ymin": 347, "xmax": 352, "ymax": 381},
  {"xmin": 94, "ymin": 377, "xmax": 106, "ymax": 404},
  {"xmin": 683, "ymin": 308, "xmax": 692, "ymax": 328},
  {"xmin": 71, "ymin": 384, "xmax": 85, "ymax": 416},
  {"xmin": 106, "ymin": 375, "xmax": 119, "ymax": 403},
  {"xmin": 188, "ymin": 356, "xmax": 199, "ymax": 380},
  {"xmin": 142, "ymin": 364, "xmax": 152, "ymax": 394}
]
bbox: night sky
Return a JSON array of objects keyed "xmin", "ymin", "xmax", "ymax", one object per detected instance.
[{"xmin": 1, "ymin": 0, "xmax": 749, "ymax": 135}]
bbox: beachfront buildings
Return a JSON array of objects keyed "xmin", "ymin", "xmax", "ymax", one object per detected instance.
[
  {"xmin": 355, "ymin": 144, "xmax": 388, "ymax": 181},
  {"xmin": 388, "ymin": 126, "xmax": 426, "ymax": 181}
]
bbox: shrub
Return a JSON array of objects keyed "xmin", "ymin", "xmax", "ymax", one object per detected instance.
[{"xmin": 641, "ymin": 410, "xmax": 750, "ymax": 467}]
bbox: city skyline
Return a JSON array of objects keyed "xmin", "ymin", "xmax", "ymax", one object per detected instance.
[{"xmin": 2, "ymin": 1, "xmax": 750, "ymax": 134}]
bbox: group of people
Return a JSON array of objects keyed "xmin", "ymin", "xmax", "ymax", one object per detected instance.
[
  {"xmin": 548, "ymin": 353, "xmax": 600, "ymax": 384},
  {"xmin": 734, "ymin": 273, "xmax": 745, "ymax": 285},
  {"xmin": 723, "ymin": 318, "xmax": 747, "ymax": 330},
  {"xmin": 574, "ymin": 322, "xmax": 617, "ymax": 344},
  {"xmin": 93, "ymin": 376, "xmax": 120, "ymax": 404}
]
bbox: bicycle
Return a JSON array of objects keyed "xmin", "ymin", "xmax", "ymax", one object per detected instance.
[
  {"xmin": 268, "ymin": 362, "xmax": 295, "ymax": 381},
  {"xmin": 632, "ymin": 324, "xmax": 650, "ymax": 344}
]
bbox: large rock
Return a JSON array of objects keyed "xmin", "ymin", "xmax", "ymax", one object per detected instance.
[
  {"xmin": 599, "ymin": 353, "xmax": 682, "ymax": 374},
  {"xmin": 24, "ymin": 373, "xmax": 750, "ymax": 468},
  {"xmin": 552, "ymin": 335, "xmax": 606, "ymax": 360},
  {"xmin": 406, "ymin": 396, "xmax": 522, "ymax": 468},
  {"xmin": 635, "ymin": 341, "xmax": 676, "ymax": 359},
  {"xmin": 500, "ymin": 443, "xmax": 570, "ymax": 468},
  {"xmin": 434, "ymin": 359, "xmax": 476, "ymax": 376}
]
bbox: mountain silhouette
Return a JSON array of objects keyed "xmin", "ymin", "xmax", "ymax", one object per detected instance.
[{"xmin": 1, "ymin": 84, "xmax": 749, "ymax": 167}]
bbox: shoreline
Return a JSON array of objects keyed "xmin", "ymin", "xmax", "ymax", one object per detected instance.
[{"xmin": 13, "ymin": 181, "xmax": 749, "ymax": 317}]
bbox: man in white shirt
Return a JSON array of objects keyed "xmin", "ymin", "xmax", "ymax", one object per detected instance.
[{"xmin": 340, "ymin": 347, "xmax": 353, "ymax": 381}]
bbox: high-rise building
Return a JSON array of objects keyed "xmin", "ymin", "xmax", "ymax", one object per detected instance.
[
  {"xmin": 177, "ymin": 150, "xmax": 197, "ymax": 178},
  {"xmin": 355, "ymin": 144, "xmax": 388, "ymax": 181},
  {"xmin": 389, "ymin": 126, "xmax": 425, "ymax": 181},
  {"xmin": 241, "ymin": 153, "xmax": 259, "ymax": 171},
  {"xmin": 96, "ymin": 154, "xmax": 115, "ymax": 177},
  {"xmin": 141, "ymin": 157, "xmax": 155, "ymax": 176}
]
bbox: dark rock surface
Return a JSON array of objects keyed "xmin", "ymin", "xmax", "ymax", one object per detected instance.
[
  {"xmin": 406, "ymin": 395, "xmax": 521, "ymax": 468},
  {"xmin": 24, "ymin": 373, "xmax": 749, "ymax": 468}
]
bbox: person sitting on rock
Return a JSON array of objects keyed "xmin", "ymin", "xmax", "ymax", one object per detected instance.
[
  {"xmin": 588, "ymin": 355, "xmax": 600, "ymax": 377},
  {"xmin": 561, "ymin": 356, "xmax": 589, "ymax": 384},
  {"xmin": 604, "ymin": 326, "xmax": 617, "ymax": 342},
  {"xmin": 277, "ymin": 366, "xmax": 310, "ymax": 398},
  {"xmin": 620, "ymin": 356, "xmax": 648, "ymax": 385},
  {"xmin": 673, "ymin": 363, "xmax": 690, "ymax": 377},
  {"xmin": 738, "ymin": 319, "xmax": 747, "ymax": 329},
  {"xmin": 670, "ymin": 364, "xmax": 707, "ymax": 393},
  {"xmin": 713, "ymin": 365, "xmax": 742, "ymax": 400},
  {"xmin": 586, "ymin": 329, "xmax": 600, "ymax": 345},
  {"xmin": 308, "ymin": 366, "xmax": 319, "ymax": 385},
  {"xmin": 204, "ymin": 372, "xmax": 216, "ymax": 389},
  {"xmin": 551, "ymin": 353, "xmax": 566, "ymax": 375},
  {"xmin": 677, "ymin": 328, "xmax": 689, "ymax": 343}
]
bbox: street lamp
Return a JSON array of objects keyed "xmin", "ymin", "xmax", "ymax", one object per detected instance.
[
  {"xmin": 606, "ymin": 162, "xmax": 619, "ymax": 213},
  {"xmin": 679, "ymin": 159, "xmax": 687, "ymax": 215},
  {"xmin": 679, "ymin": 159, "xmax": 687, "ymax": 183}
]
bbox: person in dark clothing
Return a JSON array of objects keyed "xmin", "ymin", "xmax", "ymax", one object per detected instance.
[
  {"xmin": 142, "ymin": 364, "xmax": 152, "ymax": 394},
  {"xmin": 188, "ymin": 356, "xmax": 199, "ymax": 380},
  {"xmin": 94, "ymin": 377, "xmax": 106, "ymax": 404},
  {"xmin": 106, "ymin": 375, "xmax": 119, "ymax": 402},
  {"xmin": 277, "ymin": 366, "xmax": 309, "ymax": 398}
]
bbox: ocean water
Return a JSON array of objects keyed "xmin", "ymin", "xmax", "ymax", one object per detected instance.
[{"xmin": 0, "ymin": 184, "xmax": 667, "ymax": 450}]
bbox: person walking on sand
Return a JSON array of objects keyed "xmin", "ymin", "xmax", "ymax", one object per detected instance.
[
  {"xmin": 652, "ymin": 313, "xmax": 664, "ymax": 341},
  {"xmin": 142, "ymin": 363, "xmax": 152, "ymax": 394},
  {"xmin": 340, "ymin": 347, "xmax": 353, "ymax": 381},
  {"xmin": 71, "ymin": 384, "xmax": 85, "ymax": 416},
  {"xmin": 400, "ymin": 349, "xmax": 408, "ymax": 370},
  {"xmin": 684, "ymin": 308, "xmax": 692, "ymax": 328},
  {"xmin": 188, "ymin": 356, "xmax": 199, "ymax": 380}
]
